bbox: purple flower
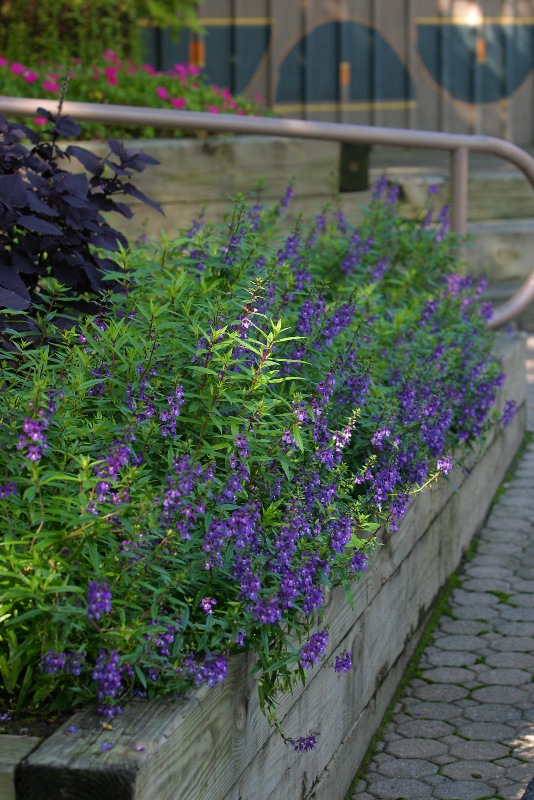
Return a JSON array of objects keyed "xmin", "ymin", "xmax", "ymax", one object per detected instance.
[
  {"xmin": 502, "ymin": 399, "xmax": 517, "ymax": 427},
  {"xmin": 65, "ymin": 726, "xmax": 79, "ymax": 734},
  {"xmin": 92, "ymin": 650, "xmax": 125, "ymax": 716},
  {"xmin": 182, "ymin": 653, "xmax": 228, "ymax": 687},
  {"xmin": 334, "ymin": 651, "xmax": 353, "ymax": 673},
  {"xmin": 300, "ymin": 629, "xmax": 329, "ymax": 669},
  {"xmin": 40, "ymin": 649, "xmax": 67, "ymax": 674},
  {"xmin": 0, "ymin": 482, "xmax": 17, "ymax": 498},
  {"xmin": 280, "ymin": 184, "xmax": 295, "ymax": 212},
  {"xmin": 291, "ymin": 734, "xmax": 317, "ymax": 752},
  {"xmin": 100, "ymin": 742, "xmax": 114, "ymax": 751},
  {"xmin": 437, "ymin": 455, "xmax": 453, "ymax": 474},
  {"xmin": 371, "ymin": 427, "xmax": 390, "ymax": 448},
  {"xmin": 159, "ymin": 385, "xmax": 185, "ymax": 438},
  {"xmin": 234, "ymin": 433, "xmax": 249, "ymax": 458},
  {"xmin": 200, "ymin": 597, "xmax": 217, "ymax": 614},
  {"xmin": 87, "ymin": 582, "xmax": 112, "ymax": 620},
  {"xmin": 350, "ymin": 551, "xmax": 368, "ymax": 572},
  {"xmin": 17, "ymin": 411, "xmax": 50, "ymax": 461}
]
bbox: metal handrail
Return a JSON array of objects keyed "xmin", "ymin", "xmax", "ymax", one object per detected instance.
[{"xmin": 2, "ymin": 95, "xmax": 534, "ymax": 328}]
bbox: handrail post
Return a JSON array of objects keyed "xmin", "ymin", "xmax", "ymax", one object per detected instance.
[{"xmin": 450, "ymin": 146, "xmax": 469, "ymax": 236}]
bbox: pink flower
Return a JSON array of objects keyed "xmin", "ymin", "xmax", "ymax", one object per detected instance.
[
  {"xmin": 0, "ymin": 57, "xmax": 8, "ymax": 67},
  {"xmin": 23, "ymin": 70, "xmax": 39, "ymax": 83},
  {"xmin": 11, "ymin": 62, "xmax": 26, "ymax": 75},
  {"xmin": 141, "ymin": 64, "xmax": 157, "ymax": 75},
  {"xmin": 170, "ymin": 97, "xmax": 185, "ymax": 109},
  {"xmin": 222, "ymin": 88, "xmax": 232, "ymax": 102},
  {"xmin": 103, "ymin": 49, "xmax": 121, "ymax": 65},
  {"xmin": 43, "ymin": 80, "xmax": 60, "ymax": 93},
  {"xmin": 173, "ymin": 63, "xmax": 187, "ymax": 80},
  {"xmin": 34, "ymin": 117, "xmax": 47, "ymax": 125},
  {"xmin": 188, "ymin": 65, "xmax": 200, "ymax": 76},
  {"xmin": 210, "ymin": 83, "xmax": 221, "ymax": 95},
  {"xmin": 207, "ymin": 105, "xmax": 220, "ymax": 114},
  {"xmin": 104, "ymin": 66, "xmax": 118, "ymax": 86},
  {"xmin": 156, "ymin": 86, "xmax": 168, "ymax": 100},
  {"xmin": 254, "ymin": 93, "xmax": 265, "ymax": 104},
  {"xmin": 46, "ymin": 72, "xmax": 59, "ymax": 80}
]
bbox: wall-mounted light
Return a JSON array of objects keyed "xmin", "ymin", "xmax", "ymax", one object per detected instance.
[{"xmin": 466, "ymin": 4, "xmax": 483, "ymax": 27}]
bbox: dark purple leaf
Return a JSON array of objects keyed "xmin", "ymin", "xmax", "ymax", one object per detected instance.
[
  {"xmin": 121, "ymin": 183, "xmax": 164, "ymax": 215},
  {"xmin": 123, "ymin": 151, "xmax": 160, "ymax": 170},
  {"xmin": 65, "ymin": 145, "xmax": 104, "ymax": 176},
  {"xmin": 91, "ymin": 229, "xmax": 125, "ymax": 250},
  {"xmin": 0, "ymin": 287, "xmax": 30, "ymax": 310},
  {"xmin": 0, "ymin": 174, "xmax": 28, "ymax": 208},
  {"xmin": 108, "ymin": 139, "xmax": 124, "ymax": 158},
  {"xmin": 53, "ymin": 116, "xmax": 81, "ymax": 139},
  {"xmin": 35, "ymin": 107, "xmax": 54, "ymax": 123},
  {"xmin": 62, "ymin": 173, "xmax": 90, "ymax": 197},
  {"xmin": 11, "ymin": 250, "xmax": 40, "ymax": 274},
  {"xmin": 0, "ymin": 268, "xmax": 31, "ymax": 300},
  {"xmin": 104, "ymin": 159, "xmax": 131, "ymax": 177},
  {"xmin": 17, "ymin": 216, "xmax": 63, "ymax": 235},
  {"xmin": 112, "ymin": 202, "xmax": 134, "ymax": 219},
  {"xmin": 27, "ymin": 193, "xmax": 60, "ymax": 216}
]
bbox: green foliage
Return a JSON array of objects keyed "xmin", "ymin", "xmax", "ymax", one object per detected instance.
[
  {"xmin": 0, "ymin": 182, "xmax": 509, "ymax": 743},
  {"xmin": 0, "ymin": 0, "xmax": 202, "ymax": 66}
]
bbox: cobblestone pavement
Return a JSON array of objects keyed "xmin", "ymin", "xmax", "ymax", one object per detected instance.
[{"xmin": 350, "ymin": 335, "xmax": 534, "ymax": 800}]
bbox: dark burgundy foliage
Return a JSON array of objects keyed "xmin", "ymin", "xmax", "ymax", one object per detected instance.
[{"xmin": 0, "ymin": 109, "xmax": 162, "ymax": 313}]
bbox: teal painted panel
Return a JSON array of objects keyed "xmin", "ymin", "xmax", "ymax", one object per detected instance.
[
  {"xmin": 141, "ymin": 24, "xmax": 270, "ymax": 95},
  {"xmin": 417, "ymin": 23, "xmax": 534, "ymax": 103},
  {"xmin": 276, "ymin": 21, "xmax": 414, "ymax": 104}
]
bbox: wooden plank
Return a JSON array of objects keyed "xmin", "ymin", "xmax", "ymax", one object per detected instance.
[
  {"xmin": 69, "ymin": 134, "xmax": 339, "ymax": 215},
  {"xmin": 412, "ymin": 0, "xmax": 441, "ymax": 133},
  {"xmin": 0, "ymin": 736, "xmax": 41, "ymax": 800}
]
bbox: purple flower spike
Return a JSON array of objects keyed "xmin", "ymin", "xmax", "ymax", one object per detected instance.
[
  {"xmin": 502, "ymin": 399, "xmax": 517, "ymax": 427},
  {"xmin": 300, "ymin": 629, "xmax": 329, "ymax": 670},
  {"xmin": 87, "ymin": 581, "xmax": 113, "ymax": 620}
]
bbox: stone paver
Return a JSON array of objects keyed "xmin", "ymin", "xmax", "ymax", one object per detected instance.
[{"xmin": 351, "ymin": 341, "xmax": 534, "ymax": 800}]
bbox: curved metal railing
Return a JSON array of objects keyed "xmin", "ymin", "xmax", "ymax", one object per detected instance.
[{"xmin": 2, "ymin": 95, "xmax": 534, "ymax": 328}]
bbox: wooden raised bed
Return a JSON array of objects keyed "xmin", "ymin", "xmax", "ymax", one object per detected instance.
[
  {"xmin": 74, "ymin": 135, "xmax": 345, "ymax": 241},
  {"xmin": 1, "ymin": 332, "xmax": 526, "ymax": 800}
]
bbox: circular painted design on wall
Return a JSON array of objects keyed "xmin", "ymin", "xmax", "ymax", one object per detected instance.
[{"xmin": 276, "ymin": 21, "xmax": 414, "ymax": 104}]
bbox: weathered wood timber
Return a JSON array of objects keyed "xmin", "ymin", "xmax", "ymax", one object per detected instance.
[{"xmin": 5, "ymin": 334, "xmax": 525, "ymax": 800}]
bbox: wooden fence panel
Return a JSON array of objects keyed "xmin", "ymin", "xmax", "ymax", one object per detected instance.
[{"xmin": 141, "ymin": 0, "xmax": 534, "ymax": 144}]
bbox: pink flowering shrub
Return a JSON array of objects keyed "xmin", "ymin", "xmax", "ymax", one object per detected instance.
[{"xmin": 0, "ymin": 50, "xmax": 270, "ymax": 140}]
